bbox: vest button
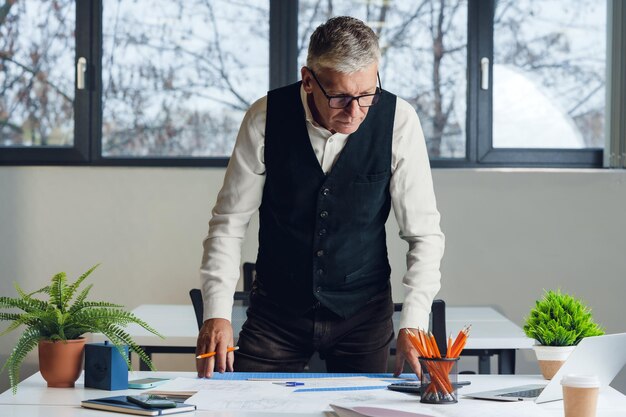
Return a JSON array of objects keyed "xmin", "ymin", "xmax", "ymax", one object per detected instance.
[
  {"xmin": 321, "ymin": 188, "xmax": 330, "ymax": 196},
  {"xmin": 318, "ymin": 228, "xmax": 327, "ymax": 236},
  {"xmin": 316, "ymin": 250, "xmax": 324, "ymax": 257},
  {"xmin": 316, "ymin": 268, "xmax": 325, "ymax": 276},
  {"xmin": 316, "ymin": 286, "xmax": 322, "ymax": 293},
  {"xmin": 320, "ymin": 210, "xmax": 328, "ymax": 218}
]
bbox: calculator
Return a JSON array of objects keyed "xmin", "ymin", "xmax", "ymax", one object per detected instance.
[
  {"xmin": 387, "ymin": 380, "xmax": 471, "ymax": 394},
  {"xmin": 387, "ymin": 382, "xmax": 423, "ymax": 394}
]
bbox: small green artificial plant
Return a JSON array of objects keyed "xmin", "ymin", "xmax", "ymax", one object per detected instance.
[
  {"xmin": 523, "ymin": 289, "xmax": 604, "ymax": 346},
  {"xmin": 0, "ymin": 264, "xmax": 163, "ymax": 394}
]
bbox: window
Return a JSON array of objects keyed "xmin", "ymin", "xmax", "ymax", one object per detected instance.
[
  {"xmin": 478, "ymin": 0, "xmax": 606, "ymax": 166},
  {"xmin": 0, "ymin": 0, "xmax": 80, "ymax": 161},
  {"xmin": 0, "ymin": 1, "xmax": 75, "ymax": 148},
  {"xmin": 493, "ymin": 1, "xmax": 606, "ymax": 150},
  {"xmin": 100, "ymin": 0, "xmax": 269, "ymax": 159},
  {"xmin": 0, "ymin": 0, "xmax": 621, "ymax": 167}
]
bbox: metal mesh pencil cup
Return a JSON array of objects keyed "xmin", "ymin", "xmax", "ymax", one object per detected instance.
[{"xmin": 419, "ymin": 357, "xmax": 459, "ymax": 404}]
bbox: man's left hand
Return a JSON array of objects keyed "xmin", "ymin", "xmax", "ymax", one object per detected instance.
[{"xmin": 393, "ymin": 328, "xmax": 422, "ymax": 377}]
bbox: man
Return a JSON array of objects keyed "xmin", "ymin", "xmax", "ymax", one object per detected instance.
[{"xmin": 196, "ymin": 16, "xmax": 444, "ymax": 378}]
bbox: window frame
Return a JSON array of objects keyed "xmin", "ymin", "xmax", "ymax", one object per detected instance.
[
  {"xmin": 470, "ymin": 0, "xmax": 604, "ymax": 168},
  {"xmin": 0, "ymin": 0, "xmax": 92, "ymax": 165},
  {"xmin": 0, "ymin": 0, "xmax": 617, "ymax": 168}
]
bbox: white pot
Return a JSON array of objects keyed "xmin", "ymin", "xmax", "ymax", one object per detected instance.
[{"xmin": 532, "ymin": 345, "xmax": 576, "ymax": 380}]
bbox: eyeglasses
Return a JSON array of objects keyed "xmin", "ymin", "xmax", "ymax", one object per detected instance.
[{"xmin": 307, "ymin": 68, "xmax": 382, "ymax": 109}]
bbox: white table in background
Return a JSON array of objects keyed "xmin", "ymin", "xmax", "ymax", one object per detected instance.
[
  {"xmin": 445, "ymin": 306, "xmax": 533, "ymax": 374},
  {"xmin": 92, "ymin": 304, "xmax": 533, "ymax": 374}
]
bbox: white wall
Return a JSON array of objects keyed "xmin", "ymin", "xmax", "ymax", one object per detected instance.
[{"xmin": 1, "ymin": 166, "xmax": 625, "ymax": 393}]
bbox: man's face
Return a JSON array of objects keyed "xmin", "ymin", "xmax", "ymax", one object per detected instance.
[{"xmin": 301, "ymin": 64, "xmax": 378, "ymax": 135}]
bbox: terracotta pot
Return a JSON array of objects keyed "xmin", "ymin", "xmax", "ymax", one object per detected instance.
[
  {"xmin": 532, "ymin": 345, "xmax": 576, "ymax": 380},
  {"xmin": 38, "ymin": 338, "xmax": 86, "ymax": 388}
]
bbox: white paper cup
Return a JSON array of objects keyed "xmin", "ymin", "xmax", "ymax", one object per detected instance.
[{"xmin": 561, "ymin": 374, "xmax": 600, "ymax": 417}]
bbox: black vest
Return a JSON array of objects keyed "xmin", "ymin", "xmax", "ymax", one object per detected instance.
[{"xmin": 255, "ymin": 81, "xmax": 396, "ymax": 318}]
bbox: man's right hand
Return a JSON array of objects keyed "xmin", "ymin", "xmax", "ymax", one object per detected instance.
[{"xmin": 196, "ymin": 318, "xmax": 234, "ymax": 378}]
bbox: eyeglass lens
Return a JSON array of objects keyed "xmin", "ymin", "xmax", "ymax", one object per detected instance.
[{"xmin": 329, "ymin": 94, "xmax": 380, "ymax": 109}]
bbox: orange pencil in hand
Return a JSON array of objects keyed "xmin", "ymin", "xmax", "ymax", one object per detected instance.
[{"xmin": 196, "ymin": 346, "xmax": 239, "ymax": 359}]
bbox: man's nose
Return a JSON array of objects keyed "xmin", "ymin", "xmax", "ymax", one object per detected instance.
[{"xmin": 345, "ymin": 99, "xmax": 360, "ymax": 117}]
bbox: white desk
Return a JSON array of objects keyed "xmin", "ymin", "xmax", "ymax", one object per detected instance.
[
  {"xmin": 92, "ymin": 304, "xmax": 533, "ymax": 374},
  {"xmin": 1, "ymin": 371, "xmax": 626, "ymax": 416}
]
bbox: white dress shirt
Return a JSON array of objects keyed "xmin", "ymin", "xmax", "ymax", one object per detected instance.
[{"xmin": 201, "ymin": 85, "xmax": 444, "ymax": 331}]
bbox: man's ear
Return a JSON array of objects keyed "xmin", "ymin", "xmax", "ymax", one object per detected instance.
[{"xmin": 301, "ymin": 67, "xmax": 314, "ymax": 93}]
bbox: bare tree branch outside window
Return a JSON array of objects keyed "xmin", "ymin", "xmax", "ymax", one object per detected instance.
[
  {"xmin": 0, "ymin": 0, "xmax": 75, "ymax": 147},
  {"xmin": 101, "ymin": 0, "xmax": 269, "ymax": 157},
  {"xmin": 493, "ymin": 0, "xmax": 606, "ymax": 149}
]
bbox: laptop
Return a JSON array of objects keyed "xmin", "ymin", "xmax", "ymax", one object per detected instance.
[{"xmin": 464, "ymin": 332, "xmax": 626, "ymax": 403}]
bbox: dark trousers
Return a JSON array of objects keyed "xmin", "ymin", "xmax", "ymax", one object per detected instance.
[{"xmin": 234, "ymin": 289, "xmax": 394, "ymax": 373}]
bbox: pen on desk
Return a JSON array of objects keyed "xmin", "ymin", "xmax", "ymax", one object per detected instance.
[
  {"xmin": 273, "ymin": 382, "xmax": 305, "ymax": 387},
  {"xmin": 196, "ymin": 346, "xmax": 239, "ymax": 359}
]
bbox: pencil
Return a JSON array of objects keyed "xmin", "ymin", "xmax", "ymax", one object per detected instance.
[{"xmin": 196, "ymin": 346, "xmax": 239, "ymax": 359}]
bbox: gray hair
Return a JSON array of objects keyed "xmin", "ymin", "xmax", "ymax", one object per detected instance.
[{"xmin": 306, "ymin": 16, "xmax": 380, "ymax": 74}]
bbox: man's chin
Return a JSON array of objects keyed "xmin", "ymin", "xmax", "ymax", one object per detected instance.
[{"xmin": 333, "ymin": 123, "xmax": 361, "ymax": 135}]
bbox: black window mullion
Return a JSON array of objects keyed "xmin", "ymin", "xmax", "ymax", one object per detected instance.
[
  {"xmin": 437, "ymin": 0, "xmax": 493, "ymax": 168},
  {"xmin": 270, "ymin": 0, "xmax": 298, "ymax": 90},
  {"xmin": 75, "ymin": 0, "xmax": 93, "ymax": 163},
  {"xmin": 89, "ymin": 0, "xmax": 102, "ymax": 163},
  {"xmin": 0, "ymin": 147, "xmax": 87, "ymax": 164},
  {"xmin": 472, "ymin": 0, "xmax": 494, "ymax": 165},
  {"xmin": 478, "ymin": 148, "xmax": 602, "ymax": 167}
]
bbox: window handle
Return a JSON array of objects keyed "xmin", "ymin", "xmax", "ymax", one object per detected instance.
[
  {"xmin": 77, "ymin": 57, "xmax": 87, "ymax": 90},
  {"xmin": 480, "ymin": 57, "xmax": 489, "ymax": 90}
]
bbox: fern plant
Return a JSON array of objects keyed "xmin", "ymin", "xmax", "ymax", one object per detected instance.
[
  {"xmin": 523, "ymin": 289, "xmax": 604, "ymax": 346},
  {"xmin": 0, "ymin": 264, "xmax": 163, "ymax": 394}
]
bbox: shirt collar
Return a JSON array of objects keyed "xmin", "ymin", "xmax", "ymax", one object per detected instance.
[{"xmin": 300, "ymin": 84, "xmax": 318, "ymax": 127}]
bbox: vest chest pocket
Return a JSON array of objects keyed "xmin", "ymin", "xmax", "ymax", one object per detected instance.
[
  {"xmin": 352, "ymin": 170, "xmax": 391, "ymax": 184},
  {"xmin": 348, "ymin": 170, "xmax": 391, "ymax": 224}
]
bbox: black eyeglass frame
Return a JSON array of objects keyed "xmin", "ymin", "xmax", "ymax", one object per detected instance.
[{"xmin": 306, "ymin": 67, "xmax": 383, "ymax": 109}]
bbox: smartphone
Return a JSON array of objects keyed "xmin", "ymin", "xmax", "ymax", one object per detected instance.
[
  {"xmin": 126, "ymin": 395, "xmax": 177, "ymax": 409},
  {"xmin": 127, "ymin": 377, "xmax": 170, "ymax": 389}
]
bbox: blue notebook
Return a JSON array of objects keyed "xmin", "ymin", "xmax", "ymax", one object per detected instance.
[{"xmin": 81, "ymin": 396, "xmax": 196, "ymax": 416}]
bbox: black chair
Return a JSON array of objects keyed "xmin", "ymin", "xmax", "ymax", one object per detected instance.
[
  {"xmin": 231, "ymin": 262, "xmax": 256, "ymax": 303},
  {"xmin": 189, "ymin": 288, "xmax": 205, "ymax": 330},
  {"xmin": 190, "ymin": 262, "xmax": 257, "ymax": 330},
  {"xmin": 392, "ymin": 299, "xmax": 447, "ymax": 356},
  {"xmin": 242, "ymin": 262, "xmax": 255, "ymax": 293}
]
